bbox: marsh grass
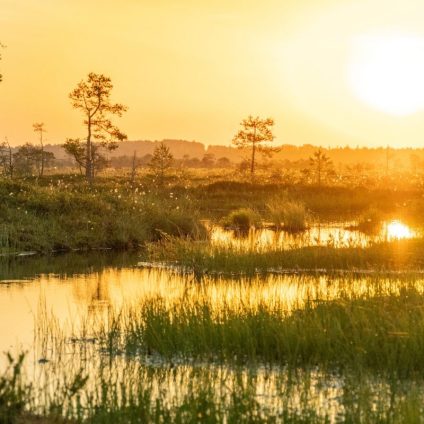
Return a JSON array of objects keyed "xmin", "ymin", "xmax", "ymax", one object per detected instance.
[
  {"xmin": 195, "ymin": 181, "xmax": 422, "ymax": 220},
  {"xmin": 0, "ymin": 353, "xmax": 29, "ymax": 424},
  {"xmin": 356, "ymin": 208, "xmax": 385, "ymax": 234},
  {"xmin": 221, "ymin": 208, "xmax": 261, "ymax": 232},
  {"xmin": 9, "ymin": 271, "xmax": 424, "ymax": 422},
  {"xmin": 5, "ymin": 350, "xmax": 424, "ymax": 423},
  {"xmin": 2, "ymin": 175, "xmax": 424, "ymax": 254},
  {"xmin": 92, "ymin": 286, "xmax": 424, "ymax": 377},
  {"xmin": 147, "ymin": 236, "xmax": 424, "ymax": 276},
  {"xmin": 266, "ymin": 197, "xmax": 308, "ymax": 232}
]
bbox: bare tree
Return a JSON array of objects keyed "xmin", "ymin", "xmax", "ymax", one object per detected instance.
[
  {"xmin": 33, "ymin": 123, "xmax": 46, "ymax": 177},
  {"xmin": 68, "ymin": 73, "xmax": 127, "ymax": 182},
  {"xmin": 232, "ymin": 116, "xmax": 276, "ymax": 179}
]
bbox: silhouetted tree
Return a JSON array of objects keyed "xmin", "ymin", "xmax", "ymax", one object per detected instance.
[
  {"xmin": 201, "ymin": 153, "xmax": 215, "ymax": 168},
  {"xmin": 186, "ymin": 157, "xmax": 201, "ymax": 168},
  {"xmin": 64, "ymin": 138, "xmax": 109, "ymax": 176},
  {"xmin": 130, "ymin": 150, "xmax": 139, "ymax": 184},
  {"xmin": 309, "ymin": 148, "xmax": 333, "ymax": 187},
  {"xmin": 33, "ymin": 122, "xmax": 46, "ymax": 177},
  {"xmin": 217, "ymin": 157, "xmax": 231, "ymax": 168},
  {"xmin": 14, "ymin": 143, "xmax": 55, "ymax": 177},
  {"xmin": 182, "ymin": 154, "xmax": 190, "ymax": 166},
  {"xmin": 149, "ymin": 143, "xmax": 173, "ymax": 187},
  {"xmin": 232, "ymin": 116, "xmax": 276, "ymax": 178},
  {"xmin": 0, "ymin": 137, "xmax": 14, "ymax": 178},
  {"xmin": 141, "ymin": 153, "xmax": 153, "ymax": 166},
  {"xmin": 68, "ymin": 73, "xmax": 127, "ymax": 182}
]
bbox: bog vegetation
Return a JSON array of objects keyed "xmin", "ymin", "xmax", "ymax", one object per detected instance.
[{"xmin": 3, "ymin": 71, "xmax": 424, "ymax": 423}]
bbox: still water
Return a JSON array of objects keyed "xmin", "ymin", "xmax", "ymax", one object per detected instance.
[
  {"xmin": 210, "ymin": 219, "xmax": 418, "ymax": 251},
  {"xmin": 0, "ymin": 250, "xmax": 422, "ymax": 358},
  {"xmin": 1, "ymin": 250, "xmax": 424, "ymax": 419}
]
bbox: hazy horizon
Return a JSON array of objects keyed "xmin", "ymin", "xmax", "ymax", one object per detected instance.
[{"xmin": 2, "ymin": 0, "xmax": 424, "ymax": 148}]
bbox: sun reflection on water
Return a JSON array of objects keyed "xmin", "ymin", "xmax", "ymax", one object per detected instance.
[
  {"xmin": 385, "ymin": 220, "xmax": 415, "ymax": 241},
  {"xmin": 210, "ymin": 219, "xmax": 418, "ymax": 250}
]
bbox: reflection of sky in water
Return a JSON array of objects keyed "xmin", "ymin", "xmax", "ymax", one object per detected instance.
[
  {"xmin": 1, "ymin": 268, "xmax": 423, "ymax": 358},
  {"xmin": 210, "ymin": 220, "xmax": 418, "ymax": 251},
  {"xmin": 1, "ymin": 264, "xmax": 424, "ymax": 417}
]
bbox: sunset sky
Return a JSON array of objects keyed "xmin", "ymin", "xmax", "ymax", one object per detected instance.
[{"xmin": 2, "ymin": 0, "xmax": 424, "ymax": 147}]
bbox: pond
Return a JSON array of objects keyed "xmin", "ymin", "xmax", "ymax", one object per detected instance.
[{"xmin": 2, "ymin": 251, "xmax": 424, "ymax": 420}]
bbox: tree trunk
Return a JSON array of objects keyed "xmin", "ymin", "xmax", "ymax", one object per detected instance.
[
  {"xmin": 318, "ymin": 159, "xmax": 321, "ymax": 187},
  {"xmin": 39, "ymin": 132, "xmax": 44, "ymax": 178},
  {"xmin": 86, "ymin": 116, "xmax": 93, "ymax": 183},
  {"xmin": 250, "ymin": 127, "xmax": 257, "ymax": 179},
  {"xmin": 7, "ymin": 142, "xmax": 13, "ymax": 179},
  {"xmin": 131, "ymin": 150, "xmax": 137, "ymax": 184}
]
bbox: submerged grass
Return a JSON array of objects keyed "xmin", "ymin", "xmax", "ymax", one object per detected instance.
[
  {"xmin": 95, "ymin": 286, "xmax": 424, "ymax": 377},
  {"xmin": 5, "ymin": 351, "xmax": 424, "ymax": 423}
]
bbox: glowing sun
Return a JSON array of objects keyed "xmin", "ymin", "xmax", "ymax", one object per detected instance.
[{"xmin": 348, "ymin": 33, "xmax": 424, "ymax": 116}]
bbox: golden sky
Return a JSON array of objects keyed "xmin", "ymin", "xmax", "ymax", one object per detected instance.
[{"xmin": 1, "ymin": 0, "xmax": 424, "ymax": 147}]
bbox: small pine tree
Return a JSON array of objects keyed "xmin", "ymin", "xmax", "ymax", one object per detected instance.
[
  {"xmin": 309, "ymin": 148, "xmax": 333, "ymax": 187},
  {"xmin": 232, "ymin": 115, "xmax": 276, "ymax": 179},
  {"xmin": 33, "ymin": 122, "xmax": 46, "ymax": 177},
  {"xmin": 149, "ymin": 143, "xmax": 174, "ymax": 187}
]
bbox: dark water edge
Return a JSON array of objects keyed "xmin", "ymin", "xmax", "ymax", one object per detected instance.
[{"xmin": 0, "ymin": 250, "xmax": 142, "ymax": 281}]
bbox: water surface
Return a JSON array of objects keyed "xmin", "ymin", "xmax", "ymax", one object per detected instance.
[
  {"xmin": 210, "ymin": 219, "xmax": 418, "ymax": 251},
  {"xmin": 2, "ymin": 251, "xmax": 424, "ymax": 420}
]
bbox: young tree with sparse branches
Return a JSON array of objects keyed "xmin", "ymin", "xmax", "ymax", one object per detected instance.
[
  {"xmin": 149, "ymin": 143, "xmax": 174, "ymax": 188},
  {"xmin": 33, "ymin": 122, "xmax": 46, "ymax": 177},
  {"xmin": 67, "ymin": 73, "xmax": 127, "ymax": 182},
  {"xmin": 232, "ymin": 116, "xmax": 276, "ymax": 179},
  {"xmin": 309, "ymin": 148, "xmax": 333, "ymax": 187},
  {"xmin": 0, "ymin": 137, "xmax": 13, "ymax": 178}
]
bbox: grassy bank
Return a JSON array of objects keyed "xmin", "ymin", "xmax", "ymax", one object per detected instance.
[
  {"xmin": 193, "ymin": 181, "xmax": 424, "ymax": 221},
  {"xmin": 0, "ymin": 177, "xmax": 204, "ymax": 253},
  {"xmin": 1, "ymin": 175, "xmax": 424, "ymax": 253}
]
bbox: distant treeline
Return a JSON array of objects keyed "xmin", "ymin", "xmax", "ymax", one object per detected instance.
[{"xmin": 6, "ymin": 138, "xmax": 424, "ymax": 171}]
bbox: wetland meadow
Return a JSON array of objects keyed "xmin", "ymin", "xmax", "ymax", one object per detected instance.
[{"xmin": 2, "ymin": 177, "xmax": 424, "ymax": 423}]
